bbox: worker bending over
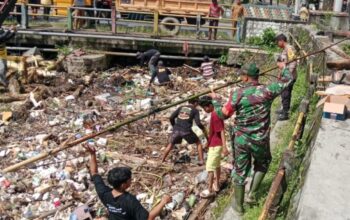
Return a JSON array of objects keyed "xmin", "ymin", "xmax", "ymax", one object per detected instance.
[
  {"xmin": 149, "ymin": 60, "xmax": 172, "ymax": 86},
  {"xmin": 211, "ymin": 61, "xmax": 293, "ymax": 216},
  {"xmin": 136, "ymin": 49, "xmax": 161, "ymax": 76},
  {"xmin": 162, "ymin": 98, "xmax": 208, "ymax": 166}
]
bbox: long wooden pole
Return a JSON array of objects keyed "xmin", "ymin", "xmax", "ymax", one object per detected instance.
[{"xmin": 2, "ymin": 37, "xmax": 349, "ymax": 174}]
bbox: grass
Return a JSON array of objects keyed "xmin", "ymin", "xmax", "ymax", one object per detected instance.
[{"xmin": 212, "ymin": 66, "xmax": 312, "ymax": 219}]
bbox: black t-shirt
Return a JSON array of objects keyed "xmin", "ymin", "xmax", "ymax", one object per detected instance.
[
  {"xmin": 169, "ymin": 105, "xmax": 205, "ymax": 132},
  {"xmin": 150, "ymin": 67, "xmax": 171, "ymax": 84},
  {"xmin": 137, "ymin": 49, "xmax": 159, "ymax": 66},
  {"xmin": 92, "ymin": 174, "xmax": 149, "ymax": 220}
]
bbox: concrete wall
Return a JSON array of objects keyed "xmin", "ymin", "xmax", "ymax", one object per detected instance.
[
  {"xmin": 242, "ymin": 17, "xmax": 306, "ymax": 40},
  {"xmin": 244, "ymin": 20, "xmax": 294, "ymax": 38}
]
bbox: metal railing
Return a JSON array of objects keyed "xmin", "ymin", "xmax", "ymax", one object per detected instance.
[{"xmin": 1, "ymin": 2, "xmax": 240, "ymax": 40}]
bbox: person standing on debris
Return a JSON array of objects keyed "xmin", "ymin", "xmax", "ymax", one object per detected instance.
[
  {"xmin": 199, "ymin": 96, "xmax": 228, "ymax": 198},
  {"xmin": 276, "ymin": 34, "xmax": 298, "ymax": 121},
  {"xmin": 200, "ymin": 56, "xmax": 215, "ymax": 78},
  {"xmin": 149, "ymin": 60, "xmax": 172, "ymax": 86},
  {"xmin": 208, "ymin": 0, "xmax": 224, "ymax": 40},
  {"xmin": 84, "ymin": 145, "xmax": 172, "ymax": 220},
  {"xmin": 231, "ymin": 0, "xmax": 244, "ymax": 43},
  {"xmin": 210, "ymin": 61, "xmax": 293, "ymax": 216},
  {"xmin": 162, "ymin": 98, "xmax": 208, "ymax": 165},
  {"xmin": 136, "ymin": 49, "xmax": 161, "ymax": 76},
  {"xmin": 0, "ymin": 26, "xmax": 16, "ymax": 87}
]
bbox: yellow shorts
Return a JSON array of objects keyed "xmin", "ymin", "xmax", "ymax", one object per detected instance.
[{"xmin": 206, "ymin": 146, "xmax": 223, "ymax": 172}]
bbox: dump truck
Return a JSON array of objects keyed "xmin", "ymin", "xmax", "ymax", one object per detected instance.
[
  {"xmin": 116, "ymin": 0, "xmax": 212, "ymax": 35},
  {"xmin": 54, "ymin": 0, "xmax": 212, "ymax": 35}
]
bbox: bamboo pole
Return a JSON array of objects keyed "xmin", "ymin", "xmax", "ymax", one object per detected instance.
[
  {"xmin": 259, "ymin": 169, "xmax": 285, "ymax": 220},
  {"xmin": 2, "ymin": 37, "xmax": 349, "ymax": 174}
]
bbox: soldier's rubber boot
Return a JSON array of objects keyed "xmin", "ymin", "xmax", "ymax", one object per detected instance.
[
  {"xmin": 277, "ymin": 111, "xmax": 289, "ymax": 121},
  {"xmin": 232, "ymin": 184, "xmax": 245, "ymax": 216},
  {"xmin": 246, "ymin": 171, "xmax": 266, "ymax": 204}
]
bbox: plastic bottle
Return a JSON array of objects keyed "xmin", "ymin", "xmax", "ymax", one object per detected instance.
[{"xmin": 165, "ymin": 192, "xmax": 185, "ymax": 210}]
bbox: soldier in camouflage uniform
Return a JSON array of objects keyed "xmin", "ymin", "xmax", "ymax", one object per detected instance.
[
  {"xmin": 211, "ymin": 61, "xmax": 293, "ymax": 216},
  {"xmin": 276, "ymin": 34, "xmax": 298, "ymax": 121}
]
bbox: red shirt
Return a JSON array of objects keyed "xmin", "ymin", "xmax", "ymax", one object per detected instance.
[
  {"xmin": 209, "ymin": 3, "xmax": 223, "ymax": 18},
  {"xmin": 208, "ymin": 111, "xmax": 225, "ymax": 147}
]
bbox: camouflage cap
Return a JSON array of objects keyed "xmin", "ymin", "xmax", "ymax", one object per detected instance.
[{"xmin": 240, "ymin": 63, "xmax": 260, "ymax": 77}]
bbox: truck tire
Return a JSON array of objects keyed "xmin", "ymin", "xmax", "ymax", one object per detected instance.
[{"xmin": 160, "ymin": 17, "xmax": 180, "ymax": 35}]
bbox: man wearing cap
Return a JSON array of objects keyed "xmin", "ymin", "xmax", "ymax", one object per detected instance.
[
  {"xmin": 276, "ymin": 34, "xmax": 298, "ymax": 120},
  {"xmin": 210, "ymin": 61, "xmax": 293, "ymax": 216}
]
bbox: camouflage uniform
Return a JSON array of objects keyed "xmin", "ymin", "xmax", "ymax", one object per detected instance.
[
  {"xmin": 214, "ymin": 68, "xmax": 293, "ymax": 185},
  {"xmin": 280, "ymin": 44, "xmax": 297, "ymax": 113}
]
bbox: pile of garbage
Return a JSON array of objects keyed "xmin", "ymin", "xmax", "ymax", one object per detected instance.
[{"xmin": 0, "ymin": 50, "xmax": 237, "ymax": 219}]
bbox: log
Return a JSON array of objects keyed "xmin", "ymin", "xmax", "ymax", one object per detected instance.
[
  {"xmin": 0, "ymin": 94, "xmax": 28, "ymax": 103},
  {"xmin": 327, "ymin": 60, "xmax": 350, "ymax": 70}
]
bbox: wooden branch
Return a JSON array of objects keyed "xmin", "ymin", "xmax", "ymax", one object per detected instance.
[
  {"xmin": 0, "ymin": 94, "xmax": 28, "ymax": 103},
  {"xmin": 184, "ymin": 64, "xmax": 201, "ymax": 73}
]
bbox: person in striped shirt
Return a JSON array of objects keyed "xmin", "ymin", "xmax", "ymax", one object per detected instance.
[{"xmin": 200, "ymin": 56, "xmax": 215, "ymax": 78}]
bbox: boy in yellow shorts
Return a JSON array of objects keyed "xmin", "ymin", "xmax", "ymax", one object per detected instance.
[{"xmin": 199, "ymin": 96, "xmax": 228, "ymax": 198}]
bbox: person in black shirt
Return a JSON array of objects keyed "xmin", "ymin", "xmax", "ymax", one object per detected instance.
[
  {"xmin": 149, "ymin": 60, "xmax": 171, "ymax": 86},
  {"xmin": 161, "ymin": 98, "xmax": 208, "ymax": 165},
  {"xmin": 136, "ymin": 49, "xmax": 160, "ymax": 76},
  {"xmin": 84, "ymin": 145, "xmax": 171, "ymax": 220}
]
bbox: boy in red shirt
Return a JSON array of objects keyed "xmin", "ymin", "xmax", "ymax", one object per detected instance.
[
  {"xmin": 208, "ymin": 0, "xmax": 224, "ymax": 40},
  {"xmin": 199, "ymin": 96, "xmax": 228, "ymax": 198}
]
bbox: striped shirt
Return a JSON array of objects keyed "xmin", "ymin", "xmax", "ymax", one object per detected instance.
[{"xmin": 201, "ymin": 62, "xmax": 214, "ymax": 78}]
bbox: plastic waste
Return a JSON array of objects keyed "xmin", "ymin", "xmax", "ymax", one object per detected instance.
[
  {"xmin": 187, "ymin": 194, "xmax": 196, "ymax": 207},
  {"xmin": 195, "ymin": 170, "xmax": 208, "ymax": 185},
  {"xmin": 96, "ymin": 138, "xmax": 107, "ymax": 147},
  {"xmin": 166, "ymin": 192, "xmax": 185, "ymax": 210}
]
